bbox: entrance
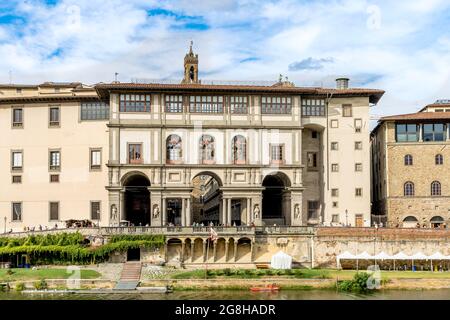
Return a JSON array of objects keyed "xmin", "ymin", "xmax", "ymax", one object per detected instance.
[
  {"xmin": 262, "ymin": 172, "xmax": 290, "ymax": 225},
  {"xmin": 167, "ymin": 199, "xmax": 182, "ymax": 226},
  {"xmin": 124, "ymin": 174, "xmax": 150, "ymax": 226},
  {"xmin": 191, "ymin": 173, "xmax": 222, "ymax": 225},
  {"xmin": 127, "ymin": 248, "xmax": 140, "ymax": 261}
]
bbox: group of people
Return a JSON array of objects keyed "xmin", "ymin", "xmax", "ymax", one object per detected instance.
[{"xmin": 22, "ymin": 224, "xmax": 59, "ymax": 232}]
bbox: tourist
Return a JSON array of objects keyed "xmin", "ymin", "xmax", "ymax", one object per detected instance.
[{"xmin": 38, "ymin": 224, "xmax": 42, "ymax": 231}]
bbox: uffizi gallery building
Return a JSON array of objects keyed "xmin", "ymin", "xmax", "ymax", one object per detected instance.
[{"xmin": 0, "ymin": 46, "xmax": 385, "ymax": 232}]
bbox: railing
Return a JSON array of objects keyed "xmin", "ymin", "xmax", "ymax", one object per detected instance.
[
  {"xmin": 100, "ymin": 226, "xmax": 256, "ymax": 235},
  {"xmin": 255, "ymin": 226, "xmax": 316, "ymax": 235}
]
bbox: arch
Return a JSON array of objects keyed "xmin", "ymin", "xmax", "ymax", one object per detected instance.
[
  {"xmin": 166, "ymin": 134, "xmax": 182, "ymax": 164},
  {"xmin": 404, "ymin": 181, "xmax": 414, "ymax": 196},
  {"xmin": 403, "ymin": 216, "xmax": 418, "ymax": 222},
  {"xmin": 121, "ymin": 171, "xmax": 150, "ymax": 186},
  {"xmin": 404, "ymin": 154, "xmax": 413, "ymax": 166},
  {"xmin": 123, "ymin": 173, "xmax": 150, "ymax": 226},
  {"xmin": 192, "ymin": 238, "xmax": 204, "ymax": 262},
  {"xmin": 435, "ymin": 154, "xmax": 443, "ymax": 165},
  {"xmin": 430, "ymin": 216, "xmax": 445, "ymax": 228},
  {"xmin": 262, "ymin": 172, "xmax": 291, "ymax": 224},
  {"xmin": 232, "ymin": 135, "xmax": 247, "ymax": 164},
  {"xmin": 236, "ymin": 237, "xmax": 252, "ymax": 262},
  {"xmin": 402, "ymin": 215, "xmax": 418, "ymax": 228},
  {"xmin": 191, "ymin": 172, "xmax": 223, "ymax": 225},
  {"xmin": 199, "ymin": 134, "xmax": 215, "ymax": 164},
  {"xmin": 431, "ymin": 181, "xmax": 441, "ymax": 196}
]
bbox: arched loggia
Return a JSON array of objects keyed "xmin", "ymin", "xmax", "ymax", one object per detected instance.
[{"xmin": 123, "ymin": 173, "xmax": 150, "ymax": 226}]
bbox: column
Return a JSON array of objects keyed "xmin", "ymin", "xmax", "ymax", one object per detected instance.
[
  {"xmin": 227, "ymin": 198, "xmax": 232, "ymax": 226},
  {"xmin": 250, "ymin": 240, "xmax": 254, "ymax": 263},
  {"xmin": 180, "ymin": 240, "xmax": 185, "ymax": 263},
  {"xmin": 213, "ymin": 241, "xmax": 217, "ymax": 262},
  {"xmin": 203, "ymin": 239, "xmax": 207, "ymax": 262},
  {"xmin": 224, "ymin": 239, "xmax": 229, "ymax": 262},
  {"xmin": 233, "ymin": 241, "xmax": 238, "ymax": 262},
  {"xmin": 164, "ymin": 242, "xmax": 168, "ymax": 263},
  {"xmin": 119, "ymin": 190, "xmax": 125, "ymax": 221},
  {"xmin": 186, "ymin": 198, "xmax": 191, "ymax": 226},
  {"xmin": 181, "ymin": 198, "xmax": 186, "ymax": 226},
  {"xmin": 246, "ymin": 198, "xmax": 251, "ymax": 224},
  {"xmin": 190, "ymin": 241, "xmax": 195, "ymax": 263},
  {"xmin": 162, "ymin": 198, "xmax": 167, "ymax": 226},
  {"xmin": 222, "ymin": 198, "xmax": 227, "ymax": 225}
]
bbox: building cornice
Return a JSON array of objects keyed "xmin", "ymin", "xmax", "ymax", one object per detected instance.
[{"xmin": 0, "ymin": 94, "xmax": 100, "ymax": 105}]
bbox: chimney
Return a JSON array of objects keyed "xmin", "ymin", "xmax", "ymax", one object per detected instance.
[{"xmin": 336, "ymin": 77, "xmax": 349, "ymax": 90}]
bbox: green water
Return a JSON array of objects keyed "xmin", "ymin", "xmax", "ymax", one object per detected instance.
[{"xmin": 0, "ymin": 289, "xmax": 449, "ymax": 300}]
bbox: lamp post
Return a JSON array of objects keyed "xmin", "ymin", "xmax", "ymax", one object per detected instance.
[{"xmin": 345, "ymin": 210, "xmax": 348, "ymax": 227}]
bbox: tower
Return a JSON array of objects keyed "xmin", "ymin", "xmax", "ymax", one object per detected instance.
[{"xmin": 182, "ymin": 41, "xmax": 199, "ymax": 84}]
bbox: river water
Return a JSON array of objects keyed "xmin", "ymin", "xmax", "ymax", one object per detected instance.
[{"xmin": 1, "ymin": 289, "xmax": 449, "ymax": 300}]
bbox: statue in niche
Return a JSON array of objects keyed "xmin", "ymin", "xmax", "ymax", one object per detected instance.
[
  {"xmin": 152, "ymin": 204, "xmax": 160, "ymax": 218},
  {"xmin": 294, "ymin": 204, "xmax": 300, "ymax": 219},
  {"xmin": 110, "ymin": 204, "xmax": 118, "ymax": 221},
  {"xmin": 253, "ymin": 204, "xmax": 260, "ymax": 220}
]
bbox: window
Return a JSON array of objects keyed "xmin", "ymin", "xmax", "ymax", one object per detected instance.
[
  {"xmin": 12, "ymin": 202, "xmax": 22, "ymax": 221},
  {"xmin": 354, "ymin": 119, "xmax": 362, "ymax": 132},
  {"xmin": 90, "ymin": 149, "xmax": 102, "ymax": 170},
  {"xmin": 200, "ymin": 135, "xmax": 215, "ymax": 164},
  {"xmin": 49, "ymin": 202, "xmax": 59, "ymax": 221},
  {"xmin": 342, "ymin": 104, "xmax": 352, "ymax": 117},
  {"xmin": 307, "ymin": 152, "xmax": 318, "ymax": 169},
  {"xmin": 435, "ymin": 154, "xmax": 444, "ymax": 165},
  {"xmin": 355, "ymin": 188, "xmax": 362, "ymax": 197},
  {"xmin": 230, "ymin": 96, "xmax": 248, "ymax": 114},
  {"xmin": 11, "ymin": 151, "xmax": 23, "ymax": 171},
  {"xmin": 49, "ymin": 107, "xmax": 60, "ymax": 127},
  {"xmin": 307, "ymin": 201, "xmax": 320, "ymax": 219},
  {"xmin": 49, "ymin": 150, "xmax": 61, "ymax": 171},
  {"xmin": 166, "ymin": 135, "xmax": 182, "ymax": 163},
  {"xmin": 331, "ymin": 142, "xmax": 338, "ymax": 150},
  {"xmin": 331, "ymin": 189, "xmax": 339, "ymax": 197},
  {"xmin": 423, "ymin": 123, "xmax": 446, "ymax": 141},
  {"xmin": 12, "ymin": 175, "xmax": 22, "ymax": 184},
  {"xmin": 355, "ymin": 163, "xmax": 363, "ymax": 171},
  {"xmin": 404, "ymin": 182, "xmax": 414, "ymax": 196},
  {"xmin": 232, "ymin": 135, "xmax": 246, "ymax": 164},
  {"xmin": 311, "ymin": 131, "xmax": 318, "ymax": 139},
  {"xmin": 332, "ymin": 214, "xmax": 339, "ymax": 223},
  {"xmin": 270, "ymin": 144, "xmax": 284, "ymax": 164},
  {"xmin": 331, "ymin": 163, "xmax": 339, "ymax": 172},
  {"xmin": 91, "ymin": 201, "xmax": 101, "ymax": 220},
  {"xmin": 50, "ymin": 174, "xmax": 59, "ymax": 183},
  {"xmin": 12, "ymin": 108, "xmax": 23, "ymax": 127},
  {"xmin": 128, "ymin": 144, "xmax": 142, "ymax": 164},
  {"xmin": 330, "ymin": 119, "xmax": 338, "ymax": 128},
  {"xmin": 119, "ymin": 94, "xmax": 151, "ymax": 112},
  {"xmin": 16, "ymin": 88, "xmax": 22, "ymax": 94},
  {"xmin": 189, "ymin": 96, "xmax": 223, "ymax": 113},
  {"xmin": 355, "ymin": 141, "xmax": 362, "ymax": 150},
  {"xmin": 165, "ymin": 95, "xmax": 183, "ymax": 113},
  {"xmin": 431, "ymin": 181, "xmax": 441, "ymax": 196},
  {"xmin": 404, "ymin": 154, "xmax": 413, "ymax": 166},
  {"xmin": 261, "ymin": 96, "xmax": 292, "ymax": 114},
  {"xmin": 302, "ymin": 99, "xmax": 325, "ymax": 116},
  {"xmin": 396, "ymin": 124, "xmax": 418, "ymax": 142},
  {"xmin": 81, "ymin": 102, "xmax": 109, "ymax": 120},
  {"xmin": 435, "ymin": 109, "xmax": 444, "ymax": 112},
  {"xmin": 332, "ymin": 201, "xmax": 338, "ymax": 208}
]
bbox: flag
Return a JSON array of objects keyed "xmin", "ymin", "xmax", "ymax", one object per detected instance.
[{"xmin": 209, "ymin": 227, "xmax": 218, "ymax": 242}]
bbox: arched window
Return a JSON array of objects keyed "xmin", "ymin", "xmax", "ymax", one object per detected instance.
[
  {"xmin": 166, "ymin": 134, "xmax": 182, "ymax": 164},
  {"xmin": 435, "ymin": 154, "xmax": 443, "ymax": 165},
  {"xmin": 404, "ymin": 154, "xmax": 413, "ymax": 166},
  {"xmin": 200, "ymin": 135, "xmax": 215, "ymax": 164},
  {"xmin": 232, "ymin": 135, "xmax": 246, "ymax": 164},
  {"xmin": 404, "ymin": 182, "xmax": 414, "ymax": 196},
  {"xmin": 431, "ymin": 181, "xmax": 441, "ymax": 196}
]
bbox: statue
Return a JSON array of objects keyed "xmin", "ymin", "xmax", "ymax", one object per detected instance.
[
  {"xmin": 253, "ymin": 204, "xmax": 260, "ymax": 219},
  {"xmin": 110, "ymin": 204, "xmax": 117, "ymax": 221},
  {"xmin": 153, "ymin": 204, "xmax": 160, "ymax": 218},
  {"xmin": 294, "ymin": 204, "xmax": 300, "ymax": 218}
]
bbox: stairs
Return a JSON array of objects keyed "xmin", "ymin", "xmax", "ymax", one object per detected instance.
[{"xmin": 114, "ymin": 262, "xmax": 142, "ymax": 290}]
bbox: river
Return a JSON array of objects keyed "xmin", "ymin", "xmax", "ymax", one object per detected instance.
[{"xmin": 0, "ymin": 289, "xmax": 449, "ymax": 300}]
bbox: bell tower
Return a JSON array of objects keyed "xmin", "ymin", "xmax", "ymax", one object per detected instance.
[{"xmin": 182, "ymin": 41, "xmax": 199, "ymax": 84}]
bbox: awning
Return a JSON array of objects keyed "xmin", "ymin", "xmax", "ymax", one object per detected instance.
[{"xmin": 270, "ymin": 251, "xmax": 293, "ymax": 269}]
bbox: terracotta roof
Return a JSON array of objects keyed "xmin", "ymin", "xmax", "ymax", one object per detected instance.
[
  {"xmin": 0, "ymin": 95, "xmax": 100, "ymax": 104},
  {"xmin": 380, "ymin": 111, "xmax": 450, "ymax": 121},
  {"xmin": 419, "ymin": 103, "xmax": 450, "ymax": 112},
  {"xmin": 95, "ymin": 82, "xmax": 384, "ymax": 104}
]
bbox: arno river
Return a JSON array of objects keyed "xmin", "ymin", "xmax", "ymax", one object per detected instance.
[{"xmin": 0, "ymin": 289, "xmax": 449, "ymax": 300}]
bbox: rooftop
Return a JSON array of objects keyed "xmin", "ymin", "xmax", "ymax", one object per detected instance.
[{"xmin": 380, "ymin": 111, "xmax": 450, "ymax": 121}]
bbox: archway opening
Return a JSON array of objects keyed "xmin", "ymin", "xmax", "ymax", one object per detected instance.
[
  {"xmin": 191, "ymin": 173, "xmax": 223, "ymax": 225},
  {"xmin": 123, "ymin": 174, "xmax": 150, "ymax": 226},
  {"xmin": 430, "ymin": 216, "xmax": 444, "ymax": 228},
  {"xmin": 402, "ymin": 216, "xmax": 418, "ymax": 228},
  {"xmin": 262, "ymin": 173, "xmax": 290, "ymax": 225},
  {"xmin": 167, "ymin": 199, "xmax": 182, "ymax": 226}
]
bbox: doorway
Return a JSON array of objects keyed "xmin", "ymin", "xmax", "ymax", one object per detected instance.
[
  {"xmin": 127, "ymin": 248, "xmax": 140, "ymax": 261},
  {"xmin": 123, "ymin": 174, "xmax": 151, "ymax": 226}
]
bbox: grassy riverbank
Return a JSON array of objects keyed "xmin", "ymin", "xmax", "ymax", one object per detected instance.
[{"xmin": 0, "ymin": 268, "xmax": 101, "ymax": 282}]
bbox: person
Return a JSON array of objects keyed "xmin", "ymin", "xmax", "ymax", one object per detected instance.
[
  {"xmin": 379, "ymin": 222, "xmax": 383, "ymax": 228},
  {"xmin": 38, "ymin": 224, "xmax": 42, "ymax": 231}
]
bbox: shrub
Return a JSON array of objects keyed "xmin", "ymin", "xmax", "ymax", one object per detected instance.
[
  {"xmin": 284, "ymin": 269, "xmax": 293, "ymax": 275},
  {"xmin": 337, "ymin": 272, "xmax": 373, "ymax": 294},
  {"xmin": 34, "ymin": 279, "xmax": 48, "ymax": 290},
  {"xmin": 15, "ymin": 282, "xmax": 25, "ymax": 292},
  {"xmin": 223, "ymin": 268, "xmax": 232, "ymax": 276},
  {"xmin": 6, "ymin": 269, "xmax": 14, "ymax": 275}
]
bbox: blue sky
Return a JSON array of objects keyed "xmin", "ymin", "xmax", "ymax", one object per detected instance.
[{"xmin": 0, "ymin": 0, "xmax": 450, "ymax": 118}]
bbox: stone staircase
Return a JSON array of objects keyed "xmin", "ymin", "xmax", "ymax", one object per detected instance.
[{"xmin": 114, "ymin": 262, "xmax": 142, "ymax": 290}]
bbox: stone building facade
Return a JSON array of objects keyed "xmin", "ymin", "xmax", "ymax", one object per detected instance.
[
  {"xmin": 0, "ymin": 46, "xmax": 383, "ymax": 231},
  {"xmin": 371, "ymin": 100, "xmax": 450, "ymax": 228}
]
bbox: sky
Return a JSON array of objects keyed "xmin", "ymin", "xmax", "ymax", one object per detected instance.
[{"xmin": 0, "ymin": 0, "xmax": 450, "ymax": 119}]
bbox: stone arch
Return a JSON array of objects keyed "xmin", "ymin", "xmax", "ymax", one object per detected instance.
[
  {"xmin": 192, "ymin": 238, "xmax": 204, "ymax": 262},
  {"xmin": 261, "ymin": 171, "xmax": 291, "ymax": 225},
  {"xmin": 120, "ymin": 170, "xmax": 150, "ymax": 186},
  {"xmin": 190, "ymin": 171, "xmax": 224, "ymax": 225},
  {"xmin": 402, "ymin": 215, "xmax": 418, "ymax": 228},
  {"xmin": 236, "ymin": 237, "xmax": 252, "ymax": 262},
  {"xmin": 430, "ymin": 216, "xmax": 445, "ymax": 228},
  {"xmin": 166, "ymin": 134, "xmax": 182, "ymax": 164},
  {"xmin": 122, "ymin": 172, "xmax": 151, "ymax": 226},
  {"xmin": 215, "ymin": 237, "xmax": 227, "ymax": 262},
  {"xmin": 166, "ymin": 238, "xmax": 183, "ymax": 263}
]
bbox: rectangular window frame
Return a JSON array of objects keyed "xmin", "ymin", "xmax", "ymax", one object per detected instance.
[
  {"xmin": 12, "ymin": 107, "xmax": 23, "ymax": 128},
  {"xmin": 355, "ymin": 141, "xmax": 362, "ymax": 150},
  {"xmin": 307, "ymin": 201, "xmax": 320, "ymax": 220},
  {"xmin": 90, "ymin": 201, "xmax": 101, "ymax": 221},
  {"xmin": 331, "ymin": 163, "xmax": 339, "ymax": 172},
  {"xmin": 396, "ymin": 123, "xmax": 419, "ymax": 142},
  {"xmin": 355, "ymin": 188, "xmax": 363, "ymax": 197},
  {"xmin": 230, "ymin": 96, "xmax": 248, "ymax": 114},
  {"xmin": 49, "ymin": 201, "xmax": 60, "ymax": 221},
  {"xmin": 165, "ymin": 95, "xmax": 184, "ymax": 113},
  {"xmin": 307, "ymin": 152, "xmax": 318, "ymax": 170},
  {"xmin": 261, "ymin": 96, "xmax": 292, "ymax": 114},
  {"xmin": 330, "ymin": 119, "xmax": 339, "ymax": 128},
  {"xmin": 80, "ymin": 102, "xmax": 110, "ymax": 121},
  {"xmin": 11, "ymin": 150, "xmax": 23, "ymax": 172},
  {"xmin": 49, "ymin": 106, "xmax": 60, "ymax": 127},
  {"xmin": 354, "ymin": 118, "xmax": 362, "ymax": 133},
  {"xmin": 49, "ymin": 149, "xmax": 61, "ymax": 172},
  {"xmin": 11, "ymin": 202, "xmax": 22, "ymax": 222},
  {"xmin": 301, "ymin": 98, "xmax": 326, "ymax": 117},
  {"xmin": 342, "ymin": 104, "xmax": 353, "ymax": 117},
  {"xmin": 90, "ymin": 148, "xmax": 102, "ymax": 171},
  {"xmin": 331, "ymin": 189, "xmax": 339, "ymax": 197},
  {"xmin": 355, "ymin": 163, "xmax": 363, "ymax": 172},
  {"xmin": 331, "ymin": 142, "xmax": 339, "ymax": 151},
  {"xmin": 119, "ymin": 94, "xmax": 151, "ymax": 112},
  {"xmin": 423, "ymin": 123, "xmax": 446, "ymax": 142},
  {"xmin": 50, "ymin": 174, "xmax": 60, "ymax": 183},
  {"xmin": 12, "ymin": 175, "xmax": 22, "ymax": 184},
  {"xmin": 128, "ymin": 143, "xmax": 143, "ymax": 164},
  {"xmin": 189, "ymin": 95, "xmax": 224, "ymax": 113},
  {"xmin": 270, "ymin": 143, "xmax": 285, "ymax": 164}
]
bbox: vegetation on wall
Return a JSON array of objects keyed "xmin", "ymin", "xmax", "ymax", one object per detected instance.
[
  {"xmin": 337, "ymin": 272, "xmax": 377, "ymax": 293},
  {"xmin": 0, "ymin": 233, "xmax": 165, "ymax": 265}
]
